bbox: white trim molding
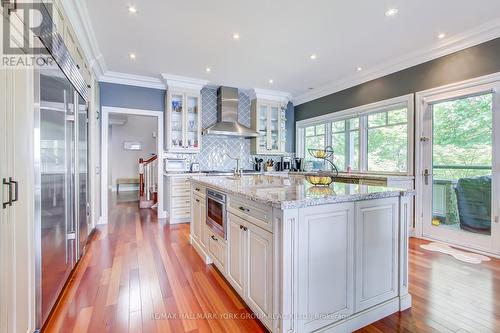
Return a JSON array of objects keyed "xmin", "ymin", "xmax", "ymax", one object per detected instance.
[
  {"xmin": 248, "ymin": 88, "xmax": 292, "ymax": 103},
  {"xmin": 59, "ymin": 0, "xmax": 107, "ymax": 78},
  {"xmin": 294, "ymin": 18, "xmax": 500, "ymax": 106},
  {"xmin": 101, "ymin": 107, "xmax": 167, "ymax": 223},
  {"xmin": 100, "ymin": 71, "xmax": 165, "ymax": 90},
  {"xmin": 161, "ymin": 74, "xmax": 209, "ymax": 91}
]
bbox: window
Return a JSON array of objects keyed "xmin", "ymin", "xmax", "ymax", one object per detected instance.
[
  {"xmin": 304, "ymin": 124, "xmax": 325, "ymax": 153},
  {"xmin": 331, "ymin": 118, "xmax": 359, "ymax": 171},
  {"xmin": 367, "ymin": 108, "xmax": 408, "ymax": 173},
  {"xmin": 304, "ymin": 124, "xmax": 326, "ymax": 169},
  {"xmin": 296, "ymin": 95, "xmax": 413, "ymax": 175}
]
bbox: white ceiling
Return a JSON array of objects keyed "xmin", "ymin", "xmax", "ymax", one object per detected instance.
[{"xmin": 85, "ymin": 0, "xmax": 500, "ymax": 103}]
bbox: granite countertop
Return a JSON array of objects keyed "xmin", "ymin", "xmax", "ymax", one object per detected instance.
[
  {"xmin": 289, "ymin": 171, "xmax": 414, "ymax": 181},
  {"xmin": 191, "ymin": 174, "xmax": 414, "ymax": 209}
]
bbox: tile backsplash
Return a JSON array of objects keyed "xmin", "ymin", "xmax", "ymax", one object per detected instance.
[{"xmin": 171, "ymin": 87, "xmax": 292, "ymax": 171}]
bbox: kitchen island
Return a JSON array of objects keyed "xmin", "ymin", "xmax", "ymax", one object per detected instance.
[{"xmin": 189, "ymin": 174, "xmax": 414, "ymax": 333}]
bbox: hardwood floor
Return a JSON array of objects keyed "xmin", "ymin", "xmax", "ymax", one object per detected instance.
[{"xmin": 44, "ymin": 195, "xmax": 500, "ymax": 333}]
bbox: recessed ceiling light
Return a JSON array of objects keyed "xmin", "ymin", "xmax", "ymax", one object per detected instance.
[
  {"xmin": 310, "ymin": 54, "xmax": 317, "ymax": 60},
  {"xmin": 437, "ymin": 33, "xmax": 446, "ymax": 39},
  {"xmin": 356, "ymin": 67, "xmax": 363, "ymax": 71},
  {"xmin": 268, "ymin": 79, "xmax": 274, "ymax": 84},
  {"xmin": 385, "ymin": 8, "xmax": 398, "ymax": 17},
  {"xmin": 232, "ymin": 33, "xmax": 240, "ymax": 40},
  {"xmin": 129, "ymin": 53, "xmax": 136, "ymax": 60},
  {"xmin": 205, "ymin": 67, "xmax": 211, "ymax": 73},
  {"xmin": 128, "ymin": 6, "xmax": 137, "ymax": 14},
  {"xmin": 308, "ymin": 87, "xmax": 314, "ymax": 90}
]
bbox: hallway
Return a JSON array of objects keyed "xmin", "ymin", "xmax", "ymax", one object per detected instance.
[{"xmin": 44, "ymin": 195, "xmax": 500, "ymax": 333}]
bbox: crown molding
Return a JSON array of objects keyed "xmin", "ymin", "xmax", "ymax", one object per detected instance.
[
  {"xmin": 248, "ymin": 88, "xmax": 292, "ymax": 103},
  {"xmin": 59, "ymin": 0, "xmax": 107, "ymax": 79},
  {"xmin": 294, "ymin": 18, "xmax": 500, "ymax": 106},
  {"xmin": 100, "ymin": 71, "xmax": 165, "ymax": 90},
  {"xmin": 161, "ymin": 74, "xmax": 209, "ymax": 91}
]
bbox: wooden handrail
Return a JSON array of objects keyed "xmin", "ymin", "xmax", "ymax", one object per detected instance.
[
  {"xmin": 139, "ymin": 154, "xmax": 158, "ymax": 165},
  {"xmin": 139, "ymin": 154, "xmax": 157, "ymax": 197}
]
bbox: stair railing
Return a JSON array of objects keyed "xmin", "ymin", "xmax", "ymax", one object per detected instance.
[{"xmin": 139, "ymin": 154, "xmax": 158, "ymax": 200}]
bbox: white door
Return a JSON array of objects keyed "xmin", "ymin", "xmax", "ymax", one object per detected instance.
[{"xmin": 419, "ymin": 82, "xmax": 500, "ymax": 254}]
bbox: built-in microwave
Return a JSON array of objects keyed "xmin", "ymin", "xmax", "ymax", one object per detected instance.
[
  {"xmin": 164, "ymin": 157, "xmax": 189, "ymax": 173},
  {"xmin": 206, "ymin": 189, "xmax": 226, "ymax": 239}
]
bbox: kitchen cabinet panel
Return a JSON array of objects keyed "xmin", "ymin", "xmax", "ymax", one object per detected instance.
[
  {"xmin": 226, "ymin": 213, "xmax": 245, "ymax": 295},
  {"xmin": 297, "ymin": 202, "xmax": 355, "ymax": 332},
  {"xmin": 165, "ymin": 90, "xmax": 202, "ymax": 153},
  {"xmin": 354, "ymin": 197, "xmax": 399, "ymax": 312}
]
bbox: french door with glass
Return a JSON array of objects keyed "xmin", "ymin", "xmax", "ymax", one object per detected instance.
[{"xmin": 419, "ymin": 82, "xmax": 500, "ymax": 254}]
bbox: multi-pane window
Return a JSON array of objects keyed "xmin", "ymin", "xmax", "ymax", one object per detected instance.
[
  {"xmin": 331, "ymin": 118, "xmax": 359, "ymax": 171},
  {"xmin": 304, "ymin": 124, "xmax": 325, "ymax": 153},
  {"xmin": 297, "ymin": 96, "xmax": 412, "ymax": 175},
  {"xmin": 367, "ymin": 108, "xmax": 408, "ymax": 173}
]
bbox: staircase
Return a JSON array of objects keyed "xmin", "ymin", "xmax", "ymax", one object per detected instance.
[{"xmin": 139, "ymin": 155, "xmax": 158, "ymax": 209}]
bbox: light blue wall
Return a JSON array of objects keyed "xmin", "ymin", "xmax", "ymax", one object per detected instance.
[{"xmin": 100, "ymin": 82, "xmax": 165, "ymax": 111}]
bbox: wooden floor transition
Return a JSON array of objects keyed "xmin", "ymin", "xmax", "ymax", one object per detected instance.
[{"xmin": 44, "ymin": 193, "xmax": 500, "ymax": 333}]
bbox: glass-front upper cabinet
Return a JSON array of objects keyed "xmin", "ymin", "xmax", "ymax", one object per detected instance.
[
  {"xmin": 165, "ymin": 90, "xmax": 201, "ymax": 153},
  {"xmin": 251, "ymin": 99, "xmax": 286, "ymax": 154}
]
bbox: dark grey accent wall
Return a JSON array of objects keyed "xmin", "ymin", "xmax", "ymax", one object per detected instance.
[
  {"xmin": 100, "ymin": 82, "xmax": 166, "ymax": 111},
  {"xmin": 295, "ymin": 37, "xmax": 500, "ymax": 124},
  {"xmin": 285, "ymin": 101, "xmax": 295, "ymax": 153}
]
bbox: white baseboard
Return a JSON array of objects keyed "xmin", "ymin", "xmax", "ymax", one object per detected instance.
[{"xmin": 399, "ymin": 294, "xmax": 412, "ymax": 311}]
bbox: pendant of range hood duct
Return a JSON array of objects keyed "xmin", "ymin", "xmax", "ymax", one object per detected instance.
[{"xmin": 202, "ymin": 86, "xmax": 259, "ymax": 138}]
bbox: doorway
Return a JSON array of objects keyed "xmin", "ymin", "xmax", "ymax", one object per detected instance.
[
  {"xmin": 416, "ymin": 76, "xmax": 500, "ymax": 255},
  {"xmin": 101, "ymin": 107, "xmax": 165, "ymax": 224}
]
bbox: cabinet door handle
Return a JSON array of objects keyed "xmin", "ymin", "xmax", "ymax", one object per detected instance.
[
  {"xmin": 10, "ymin": 178, "xmax": 18, "ymax": 203},
  {"xmin": 243, "ymin": 226, "xmax": 248, "ymax": 231},
  {"xmin": 195, "ymin": 198, "xmax": 200, "ymax": 203},
  {"xmin": 239, "ymin": 225, "xmax": 243, "ymax": 230},
  {"xmin": 211, "ymin": 235, "xmax": 218, "ymax": 241},
  {"xmin": 238, "ymin": 206, "xmax": 250, "ymax": 212},
  {"xmin": 195, "ymin": 188, "xmax": 200, "ymax": 191},
  {"xmin": 2, "ymin": 178, "xmax": 12, "ymax": 209}
]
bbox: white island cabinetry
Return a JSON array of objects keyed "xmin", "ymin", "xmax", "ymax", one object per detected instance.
[{"xmin": 190, "ymin": 175, "xmax": 413, "ymax": 333}]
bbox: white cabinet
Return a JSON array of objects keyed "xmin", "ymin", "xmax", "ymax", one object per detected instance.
[
  {"xmin": 0, "ymin": 9, "xmax": 36, "ymax": 332},
  {"xmin": 227, "ymin": 214, "xmax": 245, "ymax": 295},
  {"xmin": 165, "ymin": 90, "xmax": 202, "ymax": 153},
  {"xmin": 297, "ymin": 202, "xmax": 355, "ymax": 332},
  {"xmin": 354, "ymin": 197, "xmax": 399, "ymax": 312},
  {"xmin": 226, "ymin": 212, "xmax": 273, "ymax": 329},
  {"xmin": 166, "ymin": 174, "xmax": 192, "ymax": 223},
  {"xmin": 245, "ymin": 219, "xmax": 273, "ymax": 327},
  {"xmin": 251, "ymin": 100, "xmax": 286, "ymax": 155},
  {"xmin": 191, "ymin": 194, "xmax": 202, "ymax": 242},
  {"xmin": 208, "ymin": 233, "xmax": 226, "ymax": 274}
]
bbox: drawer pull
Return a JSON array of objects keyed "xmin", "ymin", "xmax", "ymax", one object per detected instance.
[
  {"xmin": 238, "ymin": 206, "xmax": 250, "ymax": 212},
  {"xmin": 195, "ymin": 198, "xmax": 200, "ymax": 203},
  {"xmin": 195, "ymin": 188, "xmax": 200, "ymax": 191},
  {"xmin": 243, "ymin": 226, "xmax": 248, "ymax": 231},
  {"xmin": 211, "ymin": 235, "xmax": 218, "ymax": 241},
  {"xmin": 239, "ymin": 225, "xmax": 243, "ymax": 230}
]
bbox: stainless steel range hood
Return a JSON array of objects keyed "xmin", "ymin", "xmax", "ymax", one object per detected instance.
[{"xmin": 202, "ymin": 86, "xmax": 259, "ymax": 138}]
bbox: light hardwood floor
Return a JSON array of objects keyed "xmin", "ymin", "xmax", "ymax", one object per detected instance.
[{"xmin": 44, "ymin": 194, "xmax": 500, "ymax": 333}]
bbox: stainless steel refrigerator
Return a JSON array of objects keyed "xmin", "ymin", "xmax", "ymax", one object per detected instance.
[{"xmin": 34, "ymin": 32, "xmax": 90, "ymax": 329}]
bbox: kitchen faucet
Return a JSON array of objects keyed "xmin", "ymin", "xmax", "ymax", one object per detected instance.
[{"xmin": 225, "ymin": 152, "xmax": 242, "ymax": 176}]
